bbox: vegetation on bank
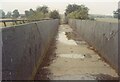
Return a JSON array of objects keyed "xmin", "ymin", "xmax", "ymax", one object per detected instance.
[
  {"xmin": 113, "ymin": 9, "xmax": 120, "ymax": 19},
  {"xmin": 49, "ymin": 10, "xmax": 60, "ymax": 19},
  {"xmin": 0, "ymin": 4, "xmax": 119, "ymax": 20},
  {"xmin": 65, "ymin": 4, "xmax": 89, "ymax": 20},
  {"xmin": 0, "ymin": 5, "xmax": 60, "ymax": 20}
]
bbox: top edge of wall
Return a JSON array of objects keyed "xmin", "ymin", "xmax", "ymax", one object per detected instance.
[
  {"xmin": 1, "ymin": 19, "xmax": 59, "ymax": 30},
  {"xmin": 69, "ymin": 19, "xmax": 118, "ymax": 24}
]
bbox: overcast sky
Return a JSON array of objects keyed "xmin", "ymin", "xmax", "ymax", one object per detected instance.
[{"xmin": 0, "ymin": 0, "xmax": 119, "ymax": 16}]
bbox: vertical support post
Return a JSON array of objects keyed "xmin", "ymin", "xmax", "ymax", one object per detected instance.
[
  {"xmin": 20, "ymin": 21, "xmax": 22, "ymax": 24},
  {"xmin": 22, "ymin": 20, "xmax": 25, "ymax": 23},
  {"xmin": 3, "ymin": 22, "xmax": 6, "ymax": 27},
  {"xmin": 15, "ymin": 21, "xmax": 17, "ymax": 25}
]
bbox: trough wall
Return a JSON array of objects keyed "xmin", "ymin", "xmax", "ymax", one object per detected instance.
[
  {"xmin": 1, "ymin": 19, "xmax": 59, "ymax": 80},
  {"xmin": 69, "ymin": 19, "xmax": 119, "ymax": 74}
]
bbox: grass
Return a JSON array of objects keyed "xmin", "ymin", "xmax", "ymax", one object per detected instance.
[
  {"xmin": 0, "ymin": 18, "xmax": 29, "ymax": 27},
  {"xmin": 95, "ymin": 18, "xmax": 118, "ymax": 23},
  {"xmin": 0, "ymin": 22, "xmax": 14, "ymax": 27},
  {"xmin": 0, "ymin": 21, "xmax": 29, "ymax": 27}
]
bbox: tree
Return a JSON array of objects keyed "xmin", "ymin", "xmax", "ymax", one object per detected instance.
[
  {"xmin": 25, "ymin": 10, "xmax": 30, "ymax": 17},
  {"xmin": 12, "ymin": 9, "xmax": 20, "ymax": 18},
  {"xmin": 29, "ymin": 9, "xmax": 35, "ymax": 15},
  {"xmin": 25, "ymin": 8, "xmax": 46, "ymax": 20},
  {"xmin": 65, "ymin": 4, "xmax": 89, "ymax": 19},
  {"xmin": 36, "ymin": 6, "xmax": 48, "ymax": 14},
  {"xmin": 49, "ymin": 10, "xmax": 60, "ymax": 19},
  {"xmin": 25, "ymin": 6, "xmax": 49, "ymax": 20},
  {"xmin": 41, "ymin": 6, "xmax": 48, "ymax": 14},
  {"xmin": 36, "ymin": 6, "xmax": 41, "ymax": 12},
  {"xmin": 0, "ymin": 9, "xmax": 5, "ymax": 18},
  {"xmin": 113, "ymin": 9, "xmax": 120, "ymax": 19},
  {"xmin": 65, "ymin": 4, "xmax": 81, "ymax": 15},
  {"xmin": 6, "ymin": 11, "xmax": 12, "ymax": 18},
  {"xmin": 67, "ymin": 10, "xmax": 88, "ymax": 19},
  {"xmin": 25, "ymin": 9, "xmax": 35, "ymax": 18}
]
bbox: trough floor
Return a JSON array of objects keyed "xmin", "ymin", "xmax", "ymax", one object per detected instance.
[{"xmin": 35, "ymin": 24, "xmax": 119, "ymax": 80}]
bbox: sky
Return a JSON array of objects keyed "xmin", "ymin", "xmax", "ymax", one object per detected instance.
[{"xmin": 0, "ymin": 0, "xmax": 119, "ymax": 16}]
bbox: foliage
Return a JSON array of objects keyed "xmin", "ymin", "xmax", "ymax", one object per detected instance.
[
  {"xmin": 25, "ymin": 10, "xmax": 30, "ymax": 17},
  {"xmin": 113, "ymin": 9, "xmax": 120, "ymax": 19},
  {"xmin": 29, "ymin": 9, "xmax": 35, "ymax": 16},
  {"xmin": 0, "ymin": 9, "xmax": 5, "ymax": 18},
  {"xmin": 25, "ymin": 6, "xmax": 49, "ymax": 20},
  {"xmin": 36, "ymin": 6, "xmax": 48, "ymax": 14},
  {"xmin": 89, "ymin": 17, "xmax": 95, "ymax": 20},
  {"xmin": 65, "ymin": 4, "xmax": 81, "ymax": 15},
  {"xmin": 12, "ymin": 9, "xmax": 20, "ymax": 18},
  {"xmin": 27, "ymin": 12, "xmax": 45, "ymax": 20},
  {"xmin": 65, "ymin": 4, "xmax": 89, "ymax": 19},
  {"xmin": 67, "ymin": 10, "xmax": 88, "ymax": 19},
  {"xmin": 6, "ymin": 11, "xmax": 12, "ymax": 18},
  {"xmin": 49, "ymin": 10, "xmax": 60, "ymax": 19}
]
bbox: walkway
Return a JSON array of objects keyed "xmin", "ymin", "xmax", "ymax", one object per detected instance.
[{"xmin": 35, "ymin": 25, "xmax": 118, "ymax": 80}]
